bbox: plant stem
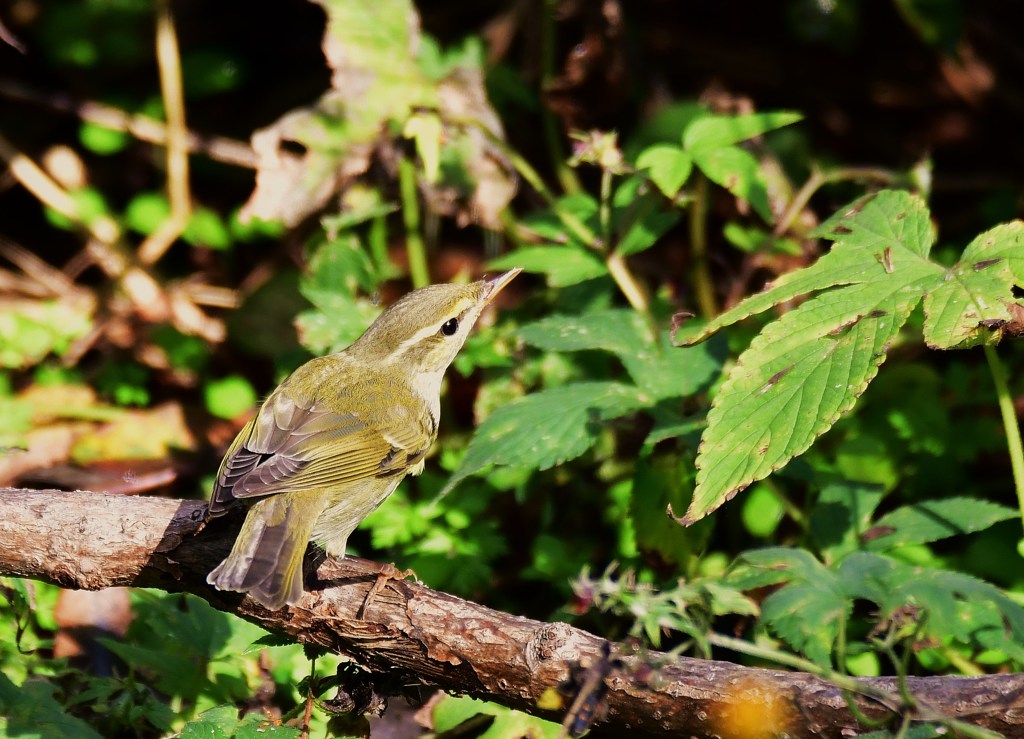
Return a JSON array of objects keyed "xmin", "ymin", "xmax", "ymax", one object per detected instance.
[
  {"xmin": 689, "ymin": 173, "xmax": 717, "ymax": 317},
  {"xmin": 983, "ymin": 343, "xmax": 1024, "ymax": 535},
  {"xmin": 398, "ymin": 155, "xmax": 429, "ymax": 288},
  {"xmin": 599, "ymin": 167, "xmax": 613, "ymax": 250},
  {"xmin": 774, "ymin": 166, "xmax": 897, "ymax": 238},
  {"xmin": 138, "ymin": 0, "xmax": 191, "ymax": 267}
]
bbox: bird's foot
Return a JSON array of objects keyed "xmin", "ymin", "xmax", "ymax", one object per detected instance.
[{"xmin": 357, "ymin": 563, "xmax": 417, "ymax": 619}]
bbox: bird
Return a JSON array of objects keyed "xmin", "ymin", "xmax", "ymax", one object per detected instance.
[{"xmin": 206, "ymin": 268, "xmax": 521, "ymax": 610}]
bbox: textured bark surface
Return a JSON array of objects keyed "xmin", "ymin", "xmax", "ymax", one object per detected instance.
[{"xmin": 2, "ymin": 487, "xmax": 1023, "ymax": 737}]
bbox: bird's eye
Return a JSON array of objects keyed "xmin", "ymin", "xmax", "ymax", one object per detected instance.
[{"xmin": 440, "ymin": 318, "xmax": 460, "ymax": 336}]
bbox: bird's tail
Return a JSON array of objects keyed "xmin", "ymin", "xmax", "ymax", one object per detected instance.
[{"xmin": 207, "ymin": 493, "xmax": 325, "ymax": 610}]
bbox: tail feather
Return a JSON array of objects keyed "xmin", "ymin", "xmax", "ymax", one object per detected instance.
[{"xmin": 207, "ymin": 494, "xmax": 324, "ymax": 610}]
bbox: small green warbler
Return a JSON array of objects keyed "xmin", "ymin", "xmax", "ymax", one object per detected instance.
[{"xmin": 207, "ymin": 269, "xmax": 521, "ymax": 610}]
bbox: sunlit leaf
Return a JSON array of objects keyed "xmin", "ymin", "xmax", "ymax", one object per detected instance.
[
  {"xmin": 488, "ymin": 246, "xmax": 607, "ymax": 287},
  {"xmin": 445, "ymin": 382, "xmax": 646, "ymax": 490},
  {"xmin": 864, "ymin": 497, "xmax": 1017, "ymax": 551},
  {"xmin": 635, "ymin": 144, "xmax": 692, "ymax": 198},
  {"xmin": 683, "ymin": 111, "xmax": 803, "ymax": 152}
]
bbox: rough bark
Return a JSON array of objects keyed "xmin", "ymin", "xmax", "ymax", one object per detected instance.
[{"xmin": 1, "ymin": 487, "xmax": 1022, "ymax": 737}]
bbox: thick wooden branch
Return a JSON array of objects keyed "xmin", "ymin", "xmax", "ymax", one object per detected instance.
[{"xmin": 1, "ymin": 488, "xmax": 1022, "ymax": 737}]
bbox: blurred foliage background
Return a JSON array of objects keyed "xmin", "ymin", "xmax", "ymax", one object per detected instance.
[{"xmin": 1, "ymin": 0, "xmax": 1023, "ymax": 736}]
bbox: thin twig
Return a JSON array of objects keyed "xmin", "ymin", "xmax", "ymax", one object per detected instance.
[
  {"xmin": 0, "ymin": 79, "xmax": 257, "ymax": 168},
  {"xmin": 138, "ymin": 0, "xmax": 191, "ymax": 266}
]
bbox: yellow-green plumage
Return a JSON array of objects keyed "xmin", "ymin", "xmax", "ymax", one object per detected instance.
[{"xmin": 207, "ymin": 270, "xmax": 520, "ymax": 610}]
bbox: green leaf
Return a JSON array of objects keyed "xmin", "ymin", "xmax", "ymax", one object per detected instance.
[
  {"xmin": 432, "ymin": 695, "xmax": 560, "ymax": 738},
  {"xmin": 404, "ymin": 111, "xmax": 443, "ymax": 182},
  {"xmin": 960, "ymin": 220, "xmax": 1024, "ymax": 284},
  {"xmin": 864, "ymin": 497, "xmax": 1017, "ymax": 551},
  {"xmin": 617, "ymin": 210, "xmax": 680, "ymax": 257},
  {"xmin": 837, "ymin": 552, "xmax": 1024, "ymax": 652},
  {"xmin": 521, "ymin": 310, "xmax": 722, "ymax": 401},
  {"xmin": 685, "ymin": 280, "xmax": 920, "ymax": 524},
  {"xmin": 178, "ymin": 705, "xmax": 241, "ymax": 739},
  {"xmin": 79, "ymin": 121, "xmax": 129, "ymax": 155},
  {"xmin": 302, "ymin": 234, "xmax": 379, "ymax": 302},
  {"xmin": 631, "ymin": 456, "xmax": 707, "ymax": 565},
  {"xmin": 635, "ymin": 144, "xmax": 692, "ymax": 197},
  {"xmin": 204, "ymin": 375, "xmax": 257, "ymax": 420},
  {"xmin": 519, "ymin": 309, "xmax": 639, "ymax": 357},
  {"xmin": 44, "ymin": 187, "xmax": 109, "ymax": 231},
  {"xmin": 923, "ymin": 221, "xmax": 1024, "ymax": 348},
  {"xmin": 184, "ymin": 207, "xmax": 232, "ymax": 249},
  {"xmin": 678, "ymin": 190, "xmax": 938, "ymax": 347},
  {"xmin": 741, "ymin": 483, "xmax": 785, "ymax": 538},
  {"xmin": 0, "ymin": 300, "xmax": 93, "ymax": 369},
  {"xmin": 675, "ymin": 191, "xmax": 959, "ymax": 523},
  {"xmin": 488, "ymin": 246, "xmax": 607, "ymax": 287},
  {"xmin": 740, "ymin": 548, "xmax": 847, "ymax": 665},
  {"xmin": 445, "ymin": 382, "xmax": 646, "ymax": 490},
  {"xmin": 692, "ymin": 145, "xmax": 772, "ymax": 221},
  {"xmin": 0, "ymin": 673, "xmax": 104, "ymax": 739},
  {"xmin": 809, "ymin": 480, "xmax": 885, "ymax": 560},
  {"xmin": 125, "ymin": 192, "xmax": 171, "ymax": 235},
  {"xmin": 683, "ymin": 111, "xmax": 803, "ymax": 152}
]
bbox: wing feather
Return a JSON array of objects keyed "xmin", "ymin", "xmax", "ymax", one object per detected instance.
[{"xmin": 209, "ymin": 381, "xmax": 433, "ymax": 515}]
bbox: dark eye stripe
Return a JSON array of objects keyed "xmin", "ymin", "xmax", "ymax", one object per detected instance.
[{"xmin": 440, "ymin": 318, "xmax": 460, "ymax": 336}]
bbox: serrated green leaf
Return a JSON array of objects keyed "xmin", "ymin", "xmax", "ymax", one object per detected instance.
[
  {"xmin": 701, "ymin": 580, "xmax": 760, "ymax": 618},
  {"xmin": 488, "ymin": 246, "xmax": 607, "ymax": 287},
  {"xmin": 520, "ymin": 310, "xmax": 722, "ymax": 401},
  {"xmin": 813, "ymin": 189, "xmax": 936, "ymax": 259},
  {"xmin": 865, "ymin": 497, "xmax": 1016, "ymax": 551},
  {"xmin": 960, "ymin": 220, "xmax": 1024, "ymax": 284},
  {"xmin": 741, "ymin": 549, "xmax": 846, "ymax": 666},
  {"xmin": 631, "ymin": 456, "xmax": 706, "ymax": 565},
  {"xmin": 692, "ymin": 145, "xmax": 773, "ymax": 221},
  {"xmin": 0, "ymin": 673, "xmax": 104, "ymax": 739},
  {"xmin": 520, "ymin": 309, "xmax": 640, "ymax": 356},
  {"xmin": 635, "ymin": 144, "xmax": 692, "ymax": 197},
  {"xmin": 617, "ymin": 210, "xmax": 680, "ymax": 256},
  {"xmin": 683, "ymin": 111, "xmax": 803, "ymax": 152},
  {"xmin": 676, "ymin": 190, "xmax": 941, "ymax": 347},
  {"xmin": 729, "ymin": 546, "xmax": 826, "ymax": 589},
  {"xmin": 923, "ymin": 221, "xmax": 1024, "ymax": 348},
  {"xmin": 520, "ymin": 194, "xmax": 599, "ymax": 243},
  {"xmin": 178, "ymin": 705, "xmax": 239, "ymax": 739},
  {"xmin": 809, "ymin": 481, "xmax": 885, "ymax": 561},
  {"xmin": 837, "ymin": 552, "xmax": 1024, "ymax": 651},
  {"xmin": 923, "ymin": 260, "xmax": 1012, "ymax": 349},
  {"xmin": 685, "ymin": 280, "xmax": 920, "ymax": 524},
  {"xmin": 446, "ymin": 382, "xmax": 646, "ymax": 490}
]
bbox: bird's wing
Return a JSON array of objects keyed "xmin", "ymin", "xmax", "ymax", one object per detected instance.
[{"xmin": 208, "ymin": 387, "xmax": 432, "ymax": 515}]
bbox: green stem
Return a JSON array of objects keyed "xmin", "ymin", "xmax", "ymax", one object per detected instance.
[
  {"xmin": 496, "ymin": 138, "xmax": 595, "ymax": 245},
  {"xmin": 398, "ymin": 155, "xmax": 429, "ymax": 288},
  {"xmin": 689, "ymin": 173, "xmax": 717, "ymax": 317},
  {"xmin": 773, "ymin": 166, "xmax": 897, "ymax": 238},
  {"xmin": 599, "ymin": 167, "xmax": 613, "ymax": 250},
  {"xmin": 369, "ymin": 213, "xmax": 390, "ymax": 276},
  {"xmin": 983, "ymin": 343, "xmax": 1024, "ymax": 536},
  {"xmin": 607, "ymin": 252, "xmax": 656, "ymax": 341}
]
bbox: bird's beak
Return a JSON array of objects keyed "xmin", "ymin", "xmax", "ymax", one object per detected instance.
[{"xmin": 481, "ymin": 267, "xmax": 522, "ymax": 306}]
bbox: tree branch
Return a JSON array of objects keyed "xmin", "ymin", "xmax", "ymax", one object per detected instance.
[{"xmin": 1, "ymin": 488, "xmax": 1022, "ymax": 737}]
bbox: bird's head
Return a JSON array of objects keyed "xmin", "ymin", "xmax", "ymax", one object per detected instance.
[{"xmin": 349, "ymin": 268, "xmax": 521, "ymax": 375}]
